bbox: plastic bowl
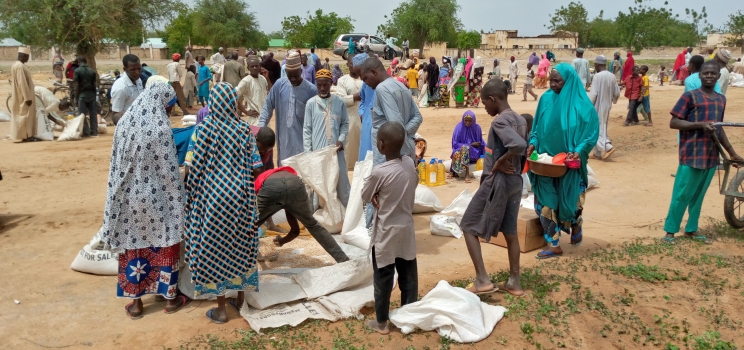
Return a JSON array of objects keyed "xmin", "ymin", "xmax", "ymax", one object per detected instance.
[
  {"xmin": 528, "ymin": 160, "xmax": 568, "ymax": 178},
  {"xmin": 552, "ymin": 153, "xmax": 567, "ymax": 165}
]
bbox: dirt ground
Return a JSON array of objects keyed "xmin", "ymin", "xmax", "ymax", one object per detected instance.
[{"xmin": 1, "ymin": 60, "xmax": 743, "ymax": 349}]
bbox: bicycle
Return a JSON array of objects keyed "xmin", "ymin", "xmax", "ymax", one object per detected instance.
[{"xmin": 5, "ymin": 80, "xmax": 12, "ymax": 112}]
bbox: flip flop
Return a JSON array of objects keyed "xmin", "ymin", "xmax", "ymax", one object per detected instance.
[
  {"xmin": 660, "ymin": 236, "xmax": 677, "ymax": 245},
  {"xmin": 229, "ymin": 298, "xmax": 242, "ymax": 313},
  {"xmin": 535, "ymin": 250, "xmax": 563, "ymax": 260},
  {"xmin": 571, "ymin": 229, "xmax": 583, "ymax": 247},
  {"xmin": 205, "ymin": 308, "xmax": 226, "ymax": 324},
  {"xmin": 465, "ymin": 282, "xmax": 498, "ymax": 295},
  {"xmin": 684, "ymin": 234, "xmax": 712, "ymax": 245},
  {"xmin": 164, "ymin": 295, "xmax": 191, "ymax": 314},
  {"xmin": 602, "ymin": 148, "xmax": 616, "ymax": 160},
  {"xmin": 496, "ymin": 284, "xmax": 526, "ymax": 297},
  {"xmin": 125, "ymin": 302, "xmax": 143, "ymax": 320}
]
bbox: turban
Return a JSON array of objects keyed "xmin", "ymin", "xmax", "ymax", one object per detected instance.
[
  {"xmin": 510, "ymin": 56, "xmax": 515, "ymax": 60},
  {"xmin": 285, "ymin": 52, "xmax": 301, "ymax": 70},
  {"xmin": 172, "ymin": 53, "xmax": 181, "ymax": 60},
  {"xmin": 595, "ymin": 55, "xmax": 607, "ymax": 65},
  {"xmin": 316, "ymin": 69, "xmax": 332, "ymax": 80},
  {"xmin": 352, "ymin": 53, "xmax": 370, "ymax": 66},
  {"xmin": 18, "ymin": 46, "xmax": 30, "ymax": 55},
  {"xmin": 718, "ymin": 49, "xmax": 732, "ymax": 61}
]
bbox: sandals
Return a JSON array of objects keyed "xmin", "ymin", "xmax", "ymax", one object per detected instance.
[
  {"xmin": 125, "ymin": 302, "xmax": 143, "ymax": 320},
  {"xmin": 465, "ymin": 282, "xmax": 498, "ymax": 295},
  {"xmin": 661, "ymin": 236, "xmax": 677, "ymax": 245},
  {"xmin": 602, "ymin": 148, "xmax": 616, "ymax": 160},
  {"xmin": 164, "ymin": 295, "xmax": 191, "ymax": 314},
  {"xmin": 684, "ymin": 233, "xmax": 712, "ymax": 245},
  {"xmin": 206, "ymin": 308, "xmax": 226, "ymax": 324},
  {"xmin": 571, "ymin": 229, "xmax": 583, "ymax": 247},
  {"xmin": 229, "ymin": 298, "xmax": 242, "ymax": 313},
  {"xmin": 535, "ymin": 250, "xmax": 563, "ymax": 259}
]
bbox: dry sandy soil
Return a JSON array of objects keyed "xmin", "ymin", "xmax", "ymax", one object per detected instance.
[{"xmin": 1, "ymin": 60, "xmax": 743, "ymax": 349}]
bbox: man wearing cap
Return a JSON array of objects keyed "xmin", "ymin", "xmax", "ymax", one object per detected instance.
[
  {"xmin": 715, "ymin": 49, "xmax": 731, "ymax": 96},
  {"xmin": 167, "ymin": 53, "xmax": 190, "ymax": 114},
  {"xmin": 236, "ymin": 55, "xmax": 267, "ymax": 126},
  {"xmin": 303, "ymin": 69, "xmax": 350, "ymax": 206},
  {"xmin": 258, "ymin": 52, "xmax": 318, "ymax": 165},
  {"xmin": 10, "ymin": 46, "xmax": 37, "ymax": 142},
  {"xmin": 588, "ymin": 55, "xmax": 620, "ymax": 160},
  {"xmin": 222, "ymin": 51, "xmax": 245, "ymax": 88},
  {"xmin": 210, "ymin": 47, "xmax": 226, "ymax": 65},
  {"xmin": 508, "ymin": 56, "xmax": 519, "ymax": 94},
  {"xmin": 572, "ymin": 48, "xmax": 591, "ymax": 89}
]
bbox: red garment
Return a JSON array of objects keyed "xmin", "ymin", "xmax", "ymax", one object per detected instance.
[
  {"xmin": 621, "ymin": 52, "xmax": 635, "ymax": 81},
  {"xmin": 255, "ymin": 167, "xmax": 296, "ymax": 192},
  {"xmin": 678, "ymin": 66, "xmax": 690, "ymax": 82},
  {"xmin": 673, "ymin": 50, "xmax": 686, "ymax": 73},
  {"xmin": 65, "ymin": 62, "xmax": 77, "ymax": 79},
  {"xmin": 623, "ymin": 75, "xmax": 643, "ymax": 100}
]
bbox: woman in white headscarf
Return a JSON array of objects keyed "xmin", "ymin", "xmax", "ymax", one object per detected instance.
[
  {"xmin": 100, "ymin": 82, "xmax": 190, "ymax": 320},
  {"xmin": 464, "ymin": 56, "xmax": 484, "ymax": 107}
]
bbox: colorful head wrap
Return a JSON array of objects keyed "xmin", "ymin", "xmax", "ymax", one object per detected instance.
[
  {"xmin": 172, "ymin": 53, "xmax": 181, "ymax": 61},
  {"xmin": 352, "ymin": 53, "xmax": 370, "ymax": 66},
  {"xmin": 316, "ymin": 69, "xmax": 332, "ymax": 80}
]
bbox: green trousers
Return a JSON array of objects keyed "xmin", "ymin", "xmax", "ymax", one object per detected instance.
[{"xmin": 664, "ymin": 164, "xmax": 716, "ymax": 234}]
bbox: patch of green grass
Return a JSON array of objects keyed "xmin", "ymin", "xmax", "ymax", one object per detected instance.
[
  {"xmin": 684, "ymin": 331, "xmax": 737, "ymax": 350},
  {"xmin": 609, "ymin": 263, "xmax": 669, "ymax": 283}
]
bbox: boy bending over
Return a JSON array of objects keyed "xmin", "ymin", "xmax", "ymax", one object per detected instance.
[{"xmin": 362, "ymin": 122, "xmax": 419, "ymax": 335}]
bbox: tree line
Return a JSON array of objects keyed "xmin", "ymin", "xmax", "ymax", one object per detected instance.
[{"xmin": 0, "ymin": 0, "xmax": 741, "ymax": 70}]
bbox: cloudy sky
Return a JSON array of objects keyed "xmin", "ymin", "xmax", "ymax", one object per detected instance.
[{"xmin": 243, "ymin": 0, "xmax": 740, "ymax": 37}]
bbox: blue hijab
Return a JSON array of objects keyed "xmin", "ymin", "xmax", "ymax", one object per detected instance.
[{"xmin": 528, "ymin": 63, "xmax": 598, "ymax": 222}]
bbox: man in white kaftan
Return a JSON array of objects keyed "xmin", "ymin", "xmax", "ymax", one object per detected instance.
[
  {"xmin": 10, "ymin": 47, "xmax": 37, "ymax": 141},
  {"xmin": 333, "ymin": 56, "xmax": 363, "ymax": 169},
  {"xmin": 572, "ymin": 48, "xmax": 592, "ymax": 88},
  {"xmin": 588, "ymin": 56, "xmax": 620, "ymax": 160},
  {"xmin": 236, "ymin": 55, "xmax": 268, "ymax": 126}
]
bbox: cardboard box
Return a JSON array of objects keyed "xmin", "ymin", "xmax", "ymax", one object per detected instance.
[{"xmin": 484, "ymin": 208, "xmax": 546, "ymax": 253}]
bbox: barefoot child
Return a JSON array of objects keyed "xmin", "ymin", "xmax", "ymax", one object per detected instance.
[
  {"xmin": 461, "ymin": 79, "xmax": 526, "ymax": 296},
  {"xmin": 659, "ymin": 65, "xmax": 666, "ymax": 86},
  {"xmin": 362, "ymin": 121, "xmax": 419, "ymax": 335},
  {"xmin": 523, "ymin": 63, "xmax": 538, "ymax": 101}
]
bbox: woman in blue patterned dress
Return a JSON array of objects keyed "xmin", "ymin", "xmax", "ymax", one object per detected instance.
[{"xmin": 183, "ymin": 82, "xmax": 264, "ymax": 324}]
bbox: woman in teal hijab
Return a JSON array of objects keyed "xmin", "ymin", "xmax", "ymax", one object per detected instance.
[{"xmin": 528, "ymin": 63, "xmax": 599, "ymax": 259}]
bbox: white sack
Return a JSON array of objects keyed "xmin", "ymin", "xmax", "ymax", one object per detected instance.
[
  {"xmin": 182, "ymin": 121, "xmax": 196, "ymax": 127},
  {"xmin": 389, "ymin": 280, "xmax": 508, "ymax": 343},
  {"xmin": 283, "ymin": 146, "xmax": 346, "ymax": 233},
  {"xmin": 342, "ymin": 151, "xmax": 373, "ymax": 234},
  {"xmin": 430, "ymin": 215, "xmax": 463, "ymax": 238},
  {"xmin": 413, "ymin": 185, "xmax": 443, "ymax": 213},
  {"xmin": 57, "ymin": 113, "xmax": 84, "ymax": 141},
  {"xmin": 181, "ymin": 115, "xmax": 197, "ymax": 122},
  {"xmin": 440, "ymin": 188, "xmax": 473, "ymax": 224},
  {"xmin": 730, "ymin": 73, "xmax": 743, "ymax": 88},
  {"xmin": 245, "ymin": 283, "xmax": 307, "ymax": 310},
  {"xmin": 292, "ymin": 258, "xmax": 372, "ymax": 299},
  {"xmin": 0, "ymin": 111, "xmax": 10, "ymax": 122},
  {"xmin": 70, "ymin": 228, "xmax": 119, "ymax": 275},
  {"xmin": 97, "ymin": 123, "xmax": 108, "ymax": 134},
  {"xmin": 586, "ymin": 164, "xmax": 599, "ymax": 189},
  {"xmin": 35, "ymin": 108, "xmax": 54, "ymax": 141}
]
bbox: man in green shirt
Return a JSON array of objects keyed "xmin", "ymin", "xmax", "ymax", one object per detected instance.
[{"xmin": 72, "ymin": 56, "xmax": 99, "ymax": 137}]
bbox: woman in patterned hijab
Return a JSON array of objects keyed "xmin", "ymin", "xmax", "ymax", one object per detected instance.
[
  {"xmin": 183, "ymin": 82, "xmax": 264, "ymax": 324},
  {"xmin": 100, "ymin": 81, "xmax": 190, "ymax": 319}
]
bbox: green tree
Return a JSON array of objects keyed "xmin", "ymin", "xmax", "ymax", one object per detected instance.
[
  {"xmin": 193, "ymin": 0, "xmax": 267, "ymax": 51},
  {"xmin": 615, "ymin": 0, "xmax": 696, "ymax": 53},
  {"xmin": 585, "ymin": 12, "xmax": 621, "ymax": 48},
  {"xmin": 547, "ymin": 1, "xmax": 588, "ymax": 48},
  {"xmin": 722, "ymin": 11, "xmax": 744, "ymax": 47},
  {"xmin": 0, "ymin": 0, "xmax": 177, "ymax": 69},
  {"xmin": 266, "ymin": 31, "xmax": 285, "ymax": 40},
  {"xmin": 685, "ymin": 7, "xmax": 713, "ymax": 47},
  {"xmin": 376, "ymin": 0, "xmax": 461, "ymax": 57},
  {"xmin": 456, "ymin": 30, "xmax": 481, "ymax": 50},
  {"xmin": 281, "ymin": 9, "xmax": 354, "ymax": 48},
  {"xmin": 160, "ymin": 8, "xmax": 202, "ymax": 56}
]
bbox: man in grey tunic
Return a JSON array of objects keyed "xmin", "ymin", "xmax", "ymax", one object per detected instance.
[
  {"xmin": 359, "ymin": 57, "xmax": 423, "ymax": 166},
  {"xmin": 258, "ymin": 52, "xmax": 318, "ymax": 165},
  {"xmin": 572, "ymin": 48, "xmax": 592, "ymax": 89},
  {"xmin": 588, "ymin": 55, "xmax": 620, "ymax": 160},
  {"xmin": 303, "ymin": 69, "xmax": 351, "ymax": 206}
]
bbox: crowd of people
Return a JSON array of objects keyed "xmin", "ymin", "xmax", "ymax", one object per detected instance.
[{"xmin": 5, "ymin": 43, "xmax": 744, "ymax": 333}]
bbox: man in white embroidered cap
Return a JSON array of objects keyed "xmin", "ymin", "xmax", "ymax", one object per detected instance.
[{"xmin": 10, "ymin": 46, "xmax": 38, "ymax": 142}]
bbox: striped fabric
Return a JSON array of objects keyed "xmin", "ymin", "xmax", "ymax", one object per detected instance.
[
  {"xmin": 671, "ymin": 90, "xmax": 726, "ymax": 170},
  {"xmin": 184, "ymin": 82, "xmax": 263, "ymax": 297}
]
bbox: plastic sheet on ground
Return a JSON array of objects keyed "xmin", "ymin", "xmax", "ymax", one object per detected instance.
[
  {"xmin": 283, "ymin": 146, "xmax": 346, "ymax": 233},
  {"xmin": 389, "ymin": 280, "xmax": 507, "ymax": 343},
  {"xmin": 341, "ymin": 151, "xmax": 373, "ymax": 250},
  {"xmin": 239, "ymin": 258, "xmax": 374, "ymax": 333}
]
